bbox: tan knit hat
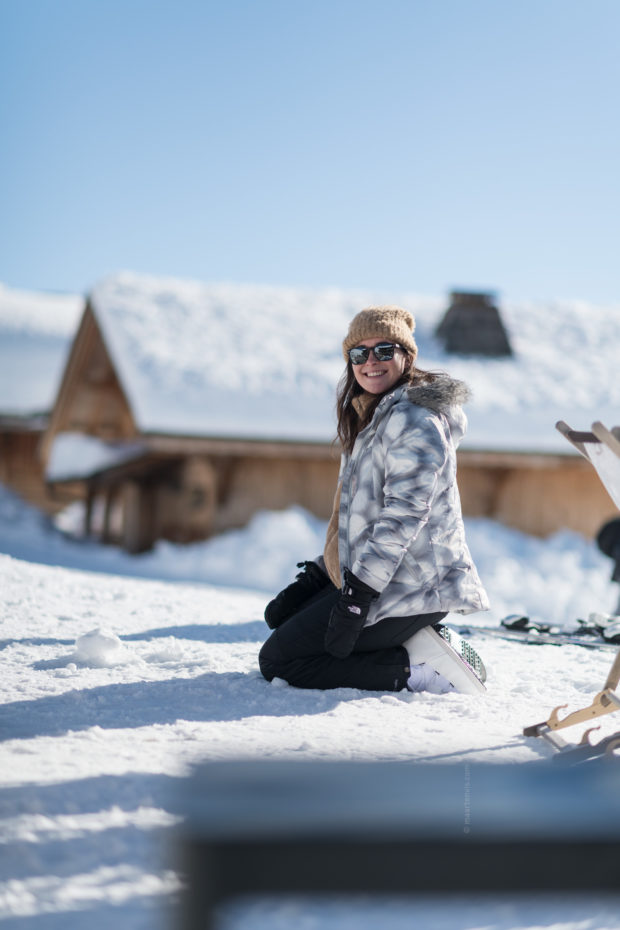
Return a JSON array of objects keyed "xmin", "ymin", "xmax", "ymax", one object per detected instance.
[{"xmin": 342, "ymin": 305, "xmax": 418, "ymax": 361}]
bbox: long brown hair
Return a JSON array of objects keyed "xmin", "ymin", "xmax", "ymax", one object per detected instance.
[{"xmin": 336, "ymin": 351, "xmax": 437, "ymax": 453}]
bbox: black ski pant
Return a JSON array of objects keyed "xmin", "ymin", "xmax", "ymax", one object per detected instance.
[{"xmin": 259, "ymin": 584, "xmax": 447, "ymax": 692}]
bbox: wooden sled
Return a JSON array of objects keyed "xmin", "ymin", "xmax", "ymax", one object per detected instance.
[
  {"xmin": 556, "ymin": 419, "xmax": 620, "ymax": 510},
  {"xmin": 524, "ymin": 420, "xmax": 620, "ymax": 760},
  {"xmin": 524, "ymin": 649, "xmax": 620, "ymax": 758}
]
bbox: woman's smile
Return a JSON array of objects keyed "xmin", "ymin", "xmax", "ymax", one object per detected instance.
[{"xmin": 359, "ymin": 367, "xmax": 391, "ymax": 385}]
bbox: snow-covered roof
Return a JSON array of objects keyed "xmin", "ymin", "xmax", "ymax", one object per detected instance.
[
  {"xmin": 0, "ymin": 282, "xmax": 83, "ymax": 416},
  {"xmin": 90, "ymin": 273, "xmax": 368, "ymax": 444},
  {"xmin": 90, "ymin": 271, "xmax": 620, "ymax": 454}
]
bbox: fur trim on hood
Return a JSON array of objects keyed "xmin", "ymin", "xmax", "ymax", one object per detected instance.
[{"xmin": 406, "ymin": 373, "xmax": 471, "ymax": 413}]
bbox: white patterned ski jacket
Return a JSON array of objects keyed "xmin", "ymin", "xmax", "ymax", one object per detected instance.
[{"xmin": 337, "ymin": 375, "xmax": 489, "ymax": 625}]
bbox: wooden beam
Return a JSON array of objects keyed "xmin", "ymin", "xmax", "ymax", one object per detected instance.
[
  {"xmin": 143, "ymin": 433, "xmax": 339, "ymax": 461},
  {"xmin": 457, "ymin": 449, "xmax": 587, "ymax": 469}
]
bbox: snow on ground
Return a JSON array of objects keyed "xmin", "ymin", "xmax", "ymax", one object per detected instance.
[{"xmin": 1, "ymin": 484, "xmax": 620, "ymax": 928}]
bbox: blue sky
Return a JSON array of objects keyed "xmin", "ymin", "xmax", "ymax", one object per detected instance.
[{"xmin": 1, "ymin": 0, "xmax": 619, "ymax": 302}]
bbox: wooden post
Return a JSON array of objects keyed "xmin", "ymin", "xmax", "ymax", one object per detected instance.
[
  {"xmin": 101, "ymin": 486, "xmax": 116, "ymax": 544},
  {"xmin": 84, "ymin": 487, "xmax": 95, "ymax": 537},
  {"xmin": 121, "ymin": 480, "xmax": 154, "ymax": 553}
]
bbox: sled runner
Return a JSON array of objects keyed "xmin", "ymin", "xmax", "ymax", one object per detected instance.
[{"xmin": 523, "ymin": 648, "xmax": 620, "ymax": 758}]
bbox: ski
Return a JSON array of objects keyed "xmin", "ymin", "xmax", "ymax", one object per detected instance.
[{"xmin": 456, "ymin": 614, "xmax": 620, "ymax": 651}]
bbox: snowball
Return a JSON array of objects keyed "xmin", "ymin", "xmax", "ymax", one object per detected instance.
[{"xmin": 73, "ymin": 628, "xmax": 131, "ymax": 668}]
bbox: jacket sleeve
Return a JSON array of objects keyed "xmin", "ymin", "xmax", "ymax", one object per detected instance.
[{"xmin": 350, "ymin": 405, "xmax": 450, "ymax": 592}]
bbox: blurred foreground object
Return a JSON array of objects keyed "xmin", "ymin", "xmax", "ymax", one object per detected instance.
[{"xmin": 174, "ymin": 759, "xmax": 620, "ymax": 930}]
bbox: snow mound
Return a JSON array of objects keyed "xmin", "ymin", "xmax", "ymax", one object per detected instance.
[
  {"xmin": 152, "ymin": 506, "xmax": 328, "ymax": 592},
  {"xmin": 72, "ymin": 628, "xmax": 133, "ymax": 668}
]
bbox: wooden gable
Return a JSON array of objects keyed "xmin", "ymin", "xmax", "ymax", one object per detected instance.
[{"xmin": 40, "ymin": 302, "xmax": 137, "ymax": 465}]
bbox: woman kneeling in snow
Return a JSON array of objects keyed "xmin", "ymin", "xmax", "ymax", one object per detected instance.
[{"xmin": 259, "ymin": 306, "xmax": 489, "ymax": 695}]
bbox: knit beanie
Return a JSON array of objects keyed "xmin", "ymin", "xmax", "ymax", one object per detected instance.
[{"xmin": 342, "ymin": 305, "xmax": 418, "ymax": 362}]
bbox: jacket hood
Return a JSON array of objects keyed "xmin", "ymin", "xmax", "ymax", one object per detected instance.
[{"xmin": 403, "ymin": 373, "xmax": 470, "ymax": 446}]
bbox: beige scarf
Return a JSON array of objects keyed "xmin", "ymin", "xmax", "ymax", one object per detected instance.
[{"xmin": 322, "ymin": 392, "xmax": 375, "ymax": 587}]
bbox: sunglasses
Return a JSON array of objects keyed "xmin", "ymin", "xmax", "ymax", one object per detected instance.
[{"xmin": 348, "ymin": 342, "xmax": 400, "ymax": 365}]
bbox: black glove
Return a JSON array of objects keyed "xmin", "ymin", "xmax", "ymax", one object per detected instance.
[
  {"xmin": 264, "ymin": 560, "xmax": 331, "ymax": 629},
  {"xmin": 324, "ymin": 568, "xmax": 379, "ymax": 659}
]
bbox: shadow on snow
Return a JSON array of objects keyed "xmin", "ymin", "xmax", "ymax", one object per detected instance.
[{"xmin": 0, "ymin": 671, "xmax": 353, "ymax": 741}]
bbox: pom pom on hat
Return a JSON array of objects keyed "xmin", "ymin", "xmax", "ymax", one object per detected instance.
[{"xmin": 342, "ymin": 305, "xmax": 418, "ymax": 361}]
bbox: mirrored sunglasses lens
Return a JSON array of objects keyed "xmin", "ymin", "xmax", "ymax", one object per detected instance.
[
  {"xmin": 349, "ymin": 347, "xmax": 369, "ymax": 365},
  {"xmin": 373, "ymin": 343, "xmax": 396, "ymax": 361}
]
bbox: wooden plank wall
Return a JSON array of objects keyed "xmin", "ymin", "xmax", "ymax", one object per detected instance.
[
  {"xmin": 182, "ymin": 451, "xmax": 617, "ymax": 540},
  {"xmin": 457, "ymin": 458, "xmax": 618, "ymax": 539},
  {"xmin": 0, "ymin": 428, "xmax": 62, "ymax": 512},
  {"xmin": 212, "ymin": 455, "xmax": 341, "ymax": 533}
]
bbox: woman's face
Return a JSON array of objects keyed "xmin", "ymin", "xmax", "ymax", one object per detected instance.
[{"xmin": 350, "ymin": 336, "xmax": 408, "ymax": 394}]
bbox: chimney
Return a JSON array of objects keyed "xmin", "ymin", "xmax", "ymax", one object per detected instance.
[{"xmin": 435, "ymin": 291, "xmax": 513, "ymax": 356}]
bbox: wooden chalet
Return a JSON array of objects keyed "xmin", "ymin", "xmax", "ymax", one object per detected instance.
[
  {"xmin": 24, "ymin": 274, "xmax": 620, "ymax": 552},
  {"xmin": 40, "ymin": 301, "xmax": 340, "ymax": 552}
]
